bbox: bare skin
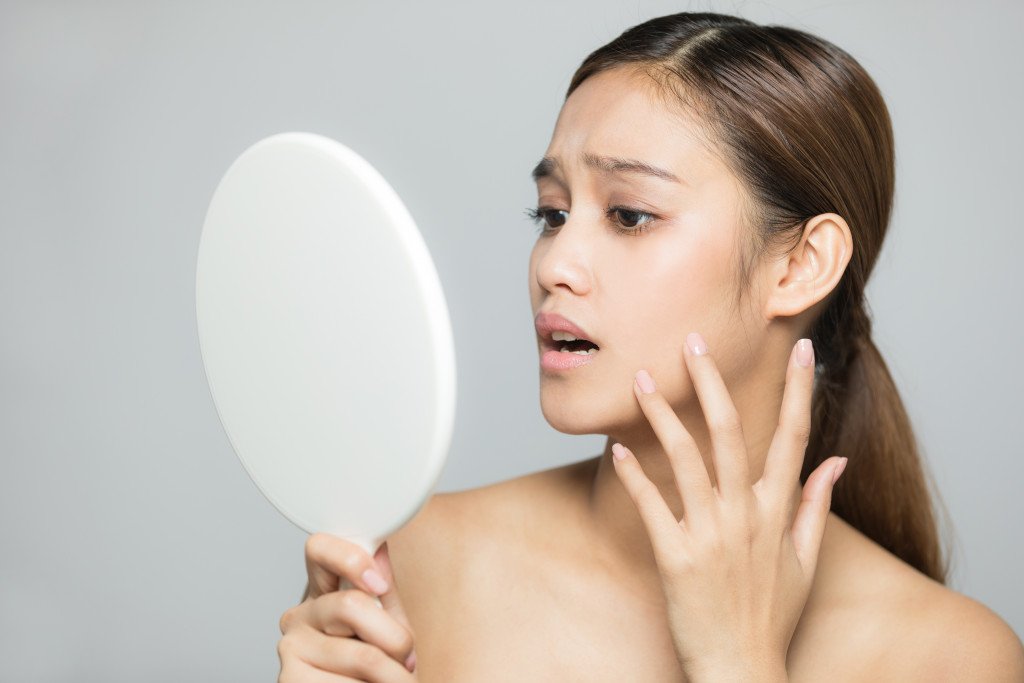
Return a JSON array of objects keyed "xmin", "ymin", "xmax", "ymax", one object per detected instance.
[
  {"xmin": 386, "ymin": 460, "xmax": 1023, "ymax": 681},
  {"xmin": 300, "ymin": 64, "xmax": 1023, "ymax": 680},
  {"xmin": 386, "ymin": 65, "xmax": 1020, "ymax": 681}
]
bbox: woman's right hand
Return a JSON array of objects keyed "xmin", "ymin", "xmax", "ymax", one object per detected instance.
[{"xmin": 277, "ymin": 534, "xmax": 418, "ymax": 682}]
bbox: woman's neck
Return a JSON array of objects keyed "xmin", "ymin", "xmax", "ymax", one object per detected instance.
[{"xmin": 582, "ymin": 388, "xmax": 803, "ymax": 585}]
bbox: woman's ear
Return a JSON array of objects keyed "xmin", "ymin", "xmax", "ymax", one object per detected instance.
[{"xmin": 763, "ymin": 212, "xmax": 853, "ymax": 320}]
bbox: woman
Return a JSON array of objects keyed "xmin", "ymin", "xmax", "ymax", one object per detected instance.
[{"xmin": 276, "ymin": 11, "xmax": 1024, "ymax": 681}]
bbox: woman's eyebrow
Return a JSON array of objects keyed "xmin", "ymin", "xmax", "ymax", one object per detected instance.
[{"xmin": 530, "ymin": 152, "xmax": 684, "ymax": 185}]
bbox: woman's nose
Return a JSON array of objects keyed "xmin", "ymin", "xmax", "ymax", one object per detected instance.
[{"xmin": 533, "ymin": 218, "xmax": 593, "ymax": 296}]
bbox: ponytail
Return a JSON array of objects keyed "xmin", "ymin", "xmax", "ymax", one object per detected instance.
[{"xmin": 805, "ymin": 299, "xmax": 950, "ymax": 582}]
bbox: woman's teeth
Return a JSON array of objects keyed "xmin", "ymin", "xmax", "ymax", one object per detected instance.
[
  {"xmin": 551, "ymin": 330, "xmax": 598, "ymax": 354},
  {"xmin": 559, "ymin": 346, "xmax": 597, "ymax": 355}
]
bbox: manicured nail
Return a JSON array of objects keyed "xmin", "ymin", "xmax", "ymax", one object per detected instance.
[
  {"xmin": 362, "ymin": 567, "xmax": 388, "ymax": 595},
  {"xmin": 635, "ymin": 369, "xmax": 656, "ymax": 394},
  {"xmin": 612, "ymin": 443, "xmax": 628, "ymax": 461},
  {"xmin": 796, "ymin": 338, "xmax": 814, "ymax": 367},
  {"xmin": 405, "ymin": 650, "xmax": 417, "ymax": 672},
  {"xmin": 832, "ymin": 457, "xmax": 848, "ymax": 484},
  {"xmin": 687, "ymin": 332, "xmax": 708, "ymax": 356}
]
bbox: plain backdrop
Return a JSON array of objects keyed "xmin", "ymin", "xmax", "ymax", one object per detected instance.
[{"xmin": 2, "ymin": 0, "xmax": 1022, "ymax": 680}]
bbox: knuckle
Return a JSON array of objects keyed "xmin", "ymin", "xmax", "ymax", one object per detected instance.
[
  {"xmin": 301, "ymin": 532, "xmax": 325, "ymax": 557},
  {"xmin": 660, "ymin": 548, "xmax": 691, "ymax": 575},
  {"xmin": 711, "ymin": 411, "xmax": 744, "ymax": 437},
  {"xmin": 339, "ymin": 548, "xmax": 367, "ymax": 578},
  {"xmin": 306, "ymin": 533, "xmax": 368, "ymax": 579},
  {"xmin": 278, "ymin": 606, "xmax": 298, "ymax": 634},
  {"xmin": 335, "ymin": 588, "xmax": 371, "ymax": 615},
  {"xmin": 726, "ymin": 496, "xmax": 755, "ymax": 524},
  {"xmin": 277, "ymin": 660, "xmax": 298, "ymax": 683},
  {"xmin": 276, "ymin": 634, "xmax": 297, "ymax": 662},
  {"xmin": 693, "ymin": 515, "xmax": 725, "ymax": 553},
  {"xmin": 725, "ymin": 504, "xmax": 760, "ymax": 543},
  {"xmin": 304, "ymin": 532, "xmax": 331, "ymax": 561},
  {"xmin": 665, "ymin": 435, "xmax": 692, "ymax": 457},
  {"xmin": 395, "ymin": 627, "xmax": 415, "ymax": 655},
  {"xmin": 351, "ymin": 641, "xmax": 385, "ymax": 672}
]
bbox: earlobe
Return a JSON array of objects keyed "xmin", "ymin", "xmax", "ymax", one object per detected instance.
[{"xmin": 764, "ymin": 212, "xmax": 852, "ymax": 320}]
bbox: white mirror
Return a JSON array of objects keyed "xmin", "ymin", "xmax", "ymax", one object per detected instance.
[{"xmin": 196, "ymin": 132, "xmax": 456, "ymax": 558}]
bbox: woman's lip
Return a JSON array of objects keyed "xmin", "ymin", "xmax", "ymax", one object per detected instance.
[
  {"xmin": 534, "ymin": 311, "xmax": 599, "ymax": 348},
  {"xmin": 538, "ymin": 330, "xmax": 600, "ymax": 371},
  {"xmin": 541, "ymin": 348, "xmax": 598, "ymax": 371}
]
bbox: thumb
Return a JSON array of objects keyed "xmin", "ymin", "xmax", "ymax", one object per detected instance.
[
  {"xmin": 373, "ymin": 541, "xmax": 414, "ymax": 634},
  {"xmin": 790, "ymin": 455, "xmax": 847, "ymax": 577}
]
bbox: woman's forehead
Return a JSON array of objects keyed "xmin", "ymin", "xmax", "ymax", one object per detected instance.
[{"xmin": 544, "ymin": 67, "xmax": 720, "ymax": 187}]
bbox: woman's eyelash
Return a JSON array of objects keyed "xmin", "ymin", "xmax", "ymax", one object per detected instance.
[{"xmin": 523, "ymin": 205, "xmax": 657, "ymax": 236}]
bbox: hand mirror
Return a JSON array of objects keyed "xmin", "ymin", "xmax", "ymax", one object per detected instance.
[{"xmin": 196, "ymin": 132, "xmax": 456, "ymax": 559}]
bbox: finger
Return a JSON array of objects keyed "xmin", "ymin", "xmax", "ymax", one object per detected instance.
[
  {"xmin": 611, "ymin": 442, "xmax": 690, "ymax": 569},
  {"xmin": 301, "ymin": 625, "xmax": 416, "ymax": 682},
  {"xmin": 683, "ymin": 332, "xmax": 750, "ymax": 499},
  {"xmin": 790, "ymin": 456, "xmax": 847, "ymax": 577},
  {"xmin": 374, "ymin": 542, "xmax": 417, "ymax": 672},
  {"xmin": 761, "ymin": 339, "xmax": 816, "ymax": 505},
  {"xmin": 279, "ymin": 658, "xmax": 363, "ymax": 683},
  {"xmin": 277, "ymin": 630, "xmax": 365, "ymax": 682},
  {"xmin": 632, "ymin": 370, "xmax": 714, "ymax": 525},
  {"xmin": 304, "ymin": 533, "xmax": 390, "ymax": 600},
  {"xmin": 308, "ymin": 589, "xmax": 415, "ymax": 667},
  {"xmin": 375, "ymin": 543, "xmax": 413, "ymax": 632}
]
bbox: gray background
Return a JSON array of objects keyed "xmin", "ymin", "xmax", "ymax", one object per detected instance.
[{"xmin": 2, "ymin": 0, "xmax": 1021, "ymax": 680}]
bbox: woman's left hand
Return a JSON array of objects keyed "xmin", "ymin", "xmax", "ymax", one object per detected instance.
[{"xmin": 612, "ymin": 333, "xmax": 847, "ymax": 682}]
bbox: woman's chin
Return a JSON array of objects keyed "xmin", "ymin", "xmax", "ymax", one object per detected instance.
[{"xmin": 539, "ymin": 396, "xmax": 625, "ymax": 435}]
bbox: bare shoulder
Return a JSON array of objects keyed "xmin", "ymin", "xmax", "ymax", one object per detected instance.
[
  {"xmin": 385, "ymin": 489, "xmax": 466, "ymax": 581},
  {"xmin": 810, "ymin": 516, "xmax": 1024, "ymax": 681},
  {"xmin": 900, "ymin": 579, "xmax": 1024, "ymax": 681},
  {"xmin": 383, "ymin": 459, "xmax": 591, "ymax": 646},
  {"xmin": 386, "ymin": 457, "xmax": 592, "ymax": 574},
  {"xmin": 426, "ymin": 458, "xmax": 593, "ymax": 531},
  {"xmin": 381, "ymin": 490, "xmax": 466, "ymax": 629}
]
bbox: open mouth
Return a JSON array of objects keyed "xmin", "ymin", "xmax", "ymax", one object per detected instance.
[{"xmin": 542, "ymin": 333, "xmax": 600, "ymax": 356}]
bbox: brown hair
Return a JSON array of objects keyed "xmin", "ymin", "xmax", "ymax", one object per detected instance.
[{"xmin": 567, "ymin": 11, "xmax": 950, "ymax": 582}]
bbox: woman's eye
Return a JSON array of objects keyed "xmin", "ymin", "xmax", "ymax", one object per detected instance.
[
  {"xmin": 524, "ymin": 206, "xmax": 567, "ymax": 232},
  {"xmin": 608, "ymin": 207, "xmax": 655, "ymax": 234},
  {"xmin": 524, "ymin": 205, "xmax": 657, "ymax": 235}
]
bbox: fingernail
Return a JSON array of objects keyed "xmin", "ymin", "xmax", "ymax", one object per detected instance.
[
  {"xmin": 612, "ymin": 442, "xmax": 628, "ymax": 461},
  {"xmin": 635, "ymin": 369, "xmax": 656, "ymax": 394},
  {"xmin": 687, "ymin": 332, "xmax": 708, "ymax": 356},
  {"xmin": 797, "ymin": 338, "xmax": 814, "ymax": 367},
  {"xmin": 832, "ymin": 457, "xmax": 848, "ymax": 484},
  {"xmin": 361, "ymin": 567, "xmax": 388, "ymax": 595},
  {"xmin": 405, "ymin": 650, "xmax": 417, "ymax": 672}
]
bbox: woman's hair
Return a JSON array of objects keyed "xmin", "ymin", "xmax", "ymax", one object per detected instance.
[{"xmin": 567, "ymin": 11, "xmax": 950, "ymax": 582}]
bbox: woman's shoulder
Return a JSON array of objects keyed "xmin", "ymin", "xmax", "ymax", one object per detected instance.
[
  {"xmin": 409, "ymin": 458, "xmax": 592, "ymax": 533},
  {"xmin": 383, "ymin": 461, "xmax": 584, "ymax": 641},
  {"xmin": 901, "ymin": 587, "xmax": 1024, "ymax": 681},
  {"xmin": 386, "ymin": 459, "xmax": 589, "ymax": 576},
  {"xmin": 810, "ymin": 515, "xmax": 1024, "ymax": 680},
  {"xmin": 887, "ymin": 570, "xmax": 1023, "ymax": 679},
  {"xmin": 388, "ymin": 464, "xmax": 1024, "ymax": 680}
]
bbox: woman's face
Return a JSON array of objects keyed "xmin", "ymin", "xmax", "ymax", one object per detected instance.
[{"xmin": 528, "ymin": 66, "xmax": 764, "ymax": 435}]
